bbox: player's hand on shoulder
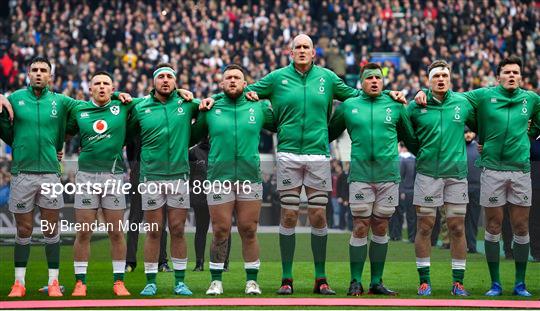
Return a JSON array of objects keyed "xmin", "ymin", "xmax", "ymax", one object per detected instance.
[
  {"xmin": 246, "ymin": 91, "xmax": 259, "ymax": 101},
  {"xmin": 118, "ymin": 93, "xmax": 133, "ymax": 104},
  {"xmin": 178, "ymin": 89, "xmax": 193, "ymax": 101},
  {"xmin": 199, "ymin": 97, "xmax": 214, "ymax": 111}
]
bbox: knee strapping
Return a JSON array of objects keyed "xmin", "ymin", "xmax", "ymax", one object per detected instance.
[
  {"xmin": 445, "ymin": 203, "xmax": 466, "ymax": 218},
  {"xmin": 350, "ymin": 203, "xmax": 373, "ymax": 217},
  {"xmin": 307, "ymin": 191, "xmax": 328, "ymax": 209},
  {"xmin": 280, "ymin": 190, "xmax": 300, "ymax": 210},
  {"xmin": 373, "ymin": 204, "xmax": 395, "ymax": 218},
  {"xmin": 416, "ymin": 206, "xmax": 436, "ymax": 217}
]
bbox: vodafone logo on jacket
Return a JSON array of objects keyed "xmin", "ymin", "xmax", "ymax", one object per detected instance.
[{"xmin": 93, "ymin": 120, "xmax": 108, "ymax": 134}]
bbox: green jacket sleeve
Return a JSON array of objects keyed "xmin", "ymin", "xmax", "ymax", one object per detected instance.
[
  {"xmin": 190, "ymin": 111, "xmax": 208, "ymax": 147},
  {"xmin": 332, "ymin": 73, "xmax": 360, "ymax": 101},
  {"xmin": 464, "ymin": 101, "xmax": 478, "ymax": 133},
  {"xmin": 246, "ymin": 71, "xmax": 275, "ymax": 99},
  {"xmin": 328, "ymin": 103, "xmax": 347, "ymax": 142},
  {"xmin": 462, "ymin": 89, "xmax": 484, "ymax": 110},
  {"xmin": 528, "ymin": 93, "xmax": 540, "ymax": 138},
  {"xmin": 189, "ymin": 98, "xmax": 201, "ymax": 118},
  {"xmin": 66, "ymin": 110, "xmax": 80, "ymax": 136},
  {"xmin": 60, "ymin": 95, "xmax": 85, "ymax": 115},
  {"xmin": 0, "ymin": 110, "xmax": 13, "ymax": 145},
  {"xmin": 262, "ymin": 101, "xmax": 276, "ymax": 132},
  {"xmin": 126, "ymin": 107, "xmax": 141, "ymax": 143},
  {"xmin": 397, "ymin": 105, "xmax": 419, "ymax": 155}
]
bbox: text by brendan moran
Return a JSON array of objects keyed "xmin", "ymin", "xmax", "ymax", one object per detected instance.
[{"xmin": 40, "ymin": 220, "xmax": 159, "ymax": 233}]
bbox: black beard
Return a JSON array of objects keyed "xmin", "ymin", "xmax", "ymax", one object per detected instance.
[
  {"xmin": 225, "ymin": 89, "xmax": 242, "ymax": 99},
  {"xmin": 156, "ymin": 89, "xmax": 173, "ymax": 98}
]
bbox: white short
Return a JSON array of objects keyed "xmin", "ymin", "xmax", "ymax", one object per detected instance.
[
  {"xmin": 276, "ymin": 152, "xmax": 331, "ymax": 191},
  {"xmin": 141, "ymin": 179, "xmax": 190, "ymax": 210},
  {"xmin": 74, "ymin": 171, "xmax": 126, "ymax": 210},
  {"xmin": 480, "ymin": 169, "xmax": 531, "ymax": 207},
  {"xmin": 207, "ymin": 183, "xmax": 263, "ymax": 205},
  {"xmin": 349, "ymin": 181, "xmax": 399, "ymax": 207},
  {"xmin": 9, "ymin": 173, "xmax": 64, "ymax": 213},
  {"xmin": 413, "ymin": 173, "xmax": 469, "ymax": 207}
]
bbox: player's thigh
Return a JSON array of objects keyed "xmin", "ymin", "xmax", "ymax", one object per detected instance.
[
  {"xmin": 14, "ymin": 211, "xmax": 34, "ymax": 237},
  {"xmin": 508, "ymin": 204, "xmax": 530, "ymax": 235},
  {"xmin": 443, "ymin": 178, "xmax": 469, "ymax": 205},
  {"xmin": 507, "ymin": 171, "xmax": 532, "ymax": 207},
  {"xmin": 235, "ymin": 199, "xmax": 262, "ymax": 227},
  {"xmin": 9, "ymin": 174, "xmax": 38, "ymax": 214},
  {"xmin": 304, "ymin": 155, "xmax": 332, "ymax": 191},
  {"xmin": 35, "ymin": 174, "xmax": 64, "ymax": 210},
  {"xmin": 276, "ymin": 152, "xmax": 304, "ymax": 191},
  {"xmin": 102, "ymin": 208, "xmax": 125, "ymax": 232},
  {"xmin": 209, "ymin": 201, "xmax": 235, "ymax": 233},
  {"xmin": 480, "ymin": 169, "xmax": 508, "ymax": 207},
  {"xmin": 413, "ymin": 173, "xmax": 444, "ymax": 207}
]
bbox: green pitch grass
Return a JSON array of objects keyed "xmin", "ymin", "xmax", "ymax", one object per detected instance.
[{"xmin": 0, "ymin": 232, "xmax": 538, "ymax": 301}]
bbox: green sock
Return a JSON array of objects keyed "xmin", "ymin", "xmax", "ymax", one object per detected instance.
[
  {"xmin": 75, "ymin": 273, "xmax": 86, "ymax": 284},
  {"xmin": 113, "ymin": 273, "xmax": 124, "ymax": 282},
  {"xmin": 369, "ymin": 238, "xmax": 388, "ymax": 286},
  {"xmin": 174, "ymin": 269, "xmax": 185, "ymax": 284},
  {"xmin": 279, "ymin": 231, "xmax": 295, "ymax": 279},
  {"xmin": 45, "ymin": 240, "xmax": 60, "ymax": 269},
  {"xmin": 246, "ymin": 269, "xmax": 258, "ymax": 281},
  {"xmin": 14, "ymin": 242, "xmax": 30, "ymax": 268},
  {"xmin": 349, "ymin": 243, "xmax": 367, "ymax": 282},
  {"xmin": 452, "ymin": 269, "xmax": 465, "ymax": 283},
  {"xmin": 210, "ymin": 269, "xmax": 223, "ymax": 281},
  {"xmin": 485, "ymin": 240, "xmax": 501, "ymax": 284},
  {"xmin": 418, "ymin": 267, "xmax": 431, "ymax": 284},
  {"xmin": 311, "ymin": 228, "xmax": 328, "ymax": 279},
  {"xmin": 146, "ymin": 272, "xmax": 157, "ymax": 285},
  {"xmin": 513, "ymin": 240, "xmax": 529, "ymax": 284}
]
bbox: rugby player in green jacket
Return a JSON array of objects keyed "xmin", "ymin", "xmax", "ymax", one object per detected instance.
[
  {"xmin": 66, "ymin": 71, "xmax": 133, "ymax": 297},
  {"xmin": 415, "ymin": 56, "xmax": 540, "ymax": 297},
  {"xmin": 408, "ymin": 60, "xmax": 476, "ymax": 297},
  {"xmin": 127, "ymin": 63, "xmax": 200, "ymax": 297},
  {"xmin": 328, "ymin": 62, "xmax": 417, "ymax": 296},
  {"xmin": 191, "ymin": 64, "xmax": 275, "ymax": 296},
  {"xmin": 0, "ymin": 57, "xmax": 132, "ymax": 298}
]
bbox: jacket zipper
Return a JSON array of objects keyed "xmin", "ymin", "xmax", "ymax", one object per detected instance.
[
  {"xmin": 500, "ymin": 107, "xmax": 510, "ymax": 167},
  {"xmin": 234, "ymin": 99, "xmax": 238, "ymax": 181},
  {"xmin": 163, "ymin": 104, "xmax": 171, "ymax": 173},
  {"xmin": 37, "ymin": 96, "xmax": 41, "ymax": 171},
  {"xmin": 370, "ymin": 98, "xmax": 374, "ymax": 180},
  {"xmin": 437, "ymin": 108, "xmax": 442, "ymax": 177},
  {"xmin": 301, "ymin": 74, "xmax": 306, "ymax": 153}
]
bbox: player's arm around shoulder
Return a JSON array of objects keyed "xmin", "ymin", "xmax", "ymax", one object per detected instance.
[
  {"xmin": 261, "ymin": 100, "xmax": 277, "ymax": 132},
  {"xmin": 397, "ymin": 103, "xmax": 419, "ymax": 155},
  {"xmin": 328, "ymin": 99, "xmax": 350, "ymax": 143},
  {"xmin": 190, "ymin": 109, "xmax": 209, "ymax": 147}
]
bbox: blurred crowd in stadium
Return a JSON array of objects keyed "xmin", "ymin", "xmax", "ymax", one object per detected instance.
[
  {"xmin": 0, "ymin": 0, "xmax": 538, "ymax": 97},
  {"xmin": 0, "ymin": 0, "xmax": 539, "ymax": 250}
]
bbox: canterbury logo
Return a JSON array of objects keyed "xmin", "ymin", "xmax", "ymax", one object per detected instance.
[
  {"xmin": 488, "ymin": 197, "xmax": 498, "ymax": 203},
  {"xmin": 282, "ymin": 179, "xmax": 291, "ymax": 185},
  {"xmin": 424, "ymin": 196, "xmax": 434, "ymax": 203},
  {"xmin": 147, "ymin": 199, "xmax": 156, "ymax": 205},
  {"xmin": 355, "ymin": 193, "xmax": 364, "ymax": 200},
  {"xmin": 213, "ymin": 194, "xmax": 222, "ymax": 200},
  {"xmin": 82, "ymin": 199, "xmax": 92, "ymax": 205}
]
